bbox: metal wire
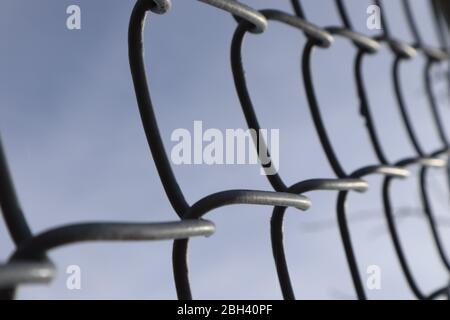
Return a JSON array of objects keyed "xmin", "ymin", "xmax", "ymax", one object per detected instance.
[
  {"xmin": 292, "ymin": 0, "xmax": 450, "ymax": 300},
  {"xmin": 1, "ymin": 0, "xmax": 450, "ymax": 300},
  {"xmin": 377, "ymin": 0, "xmax": 450, "ymax": 299},
  {"xmin": 230, "ymin": 10, "xmax": 370, "ymax": 300},
  {"xmin": 129, "ymin": 1, "xmax": 313, "ymax": 300}
]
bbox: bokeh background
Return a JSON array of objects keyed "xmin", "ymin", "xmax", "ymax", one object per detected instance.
[{"xmin": 1, "ymin": 0, "xmax": 450, "ymax": 299}]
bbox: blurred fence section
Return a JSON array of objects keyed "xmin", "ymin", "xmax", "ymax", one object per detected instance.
[{"xmin": 1, "ymin": 0, "xmax": 450, "ymax": 300}]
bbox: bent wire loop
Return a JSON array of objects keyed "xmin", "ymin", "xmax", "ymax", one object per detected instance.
[
  {"xmin": 402, "ymin": 0, "xmax": 450, "ymax": 274},
  {"xmin": 0, "ymin": 262, "xmax": 55, "ymax": 288},
  {"xmin": 0, "ymin": 144, "xmax": 56, "ymax": 290},
  {"xmin": 301, "ymin": 31, "xmax": 410, "ymax": 300},
  {"xmin": 2, "ymin": 0, "xmax": 282, "ymax": 298},
  {"xmin": 1, "ymin": 2, "xmax": 239, "ymax": 298},
  {"xmin": 0, "ymin": 0, "xmax": 449, "ymax": 301},
  {"xmin": 230, "ymin": 9, "xmax": 369, "ymax": 300},
  {"xmin": 431, "ymin": 0, "xmax": 450, "ymax": 50},
  {"xmin": 128, "ymin": 1, "xmax": 314, "ymax": 300},
  {"xmin": 152, "ymin": 0, "xmax": 267, "ymax": 33},
  {"xmin": 334, "ymin": 0, "xmax": 450, "ymax": 299},
  {"xmin": 291, "ymin": 0, "xmax": 450, "ymax": 299},
  {"xmin": 351, "ymin": 39, "xmax": 449, "ymax": 300},
  {"xmin": 341, "ymin": 0, "xmax": 450, "ymax": 300},
  {"xmin": 0, "ymin": 135, "xmax": 216, "ymax": 297},
  {"xmin": 386, "ymin": 0, "xmax": 450, "ymax": 299},
  {"xmin": 377, "ymin": 0, "xmax": 450, "ymax": 299}
]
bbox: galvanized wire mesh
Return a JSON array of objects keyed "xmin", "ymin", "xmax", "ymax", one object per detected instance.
[{"xmin": 1, "ymin": 0, "xmax": 450, "ymax": 300}]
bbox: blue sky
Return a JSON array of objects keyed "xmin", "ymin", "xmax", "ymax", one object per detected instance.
[{"xmin": 1, "ymin": 0, "xmax": 450, "ymax": 299}]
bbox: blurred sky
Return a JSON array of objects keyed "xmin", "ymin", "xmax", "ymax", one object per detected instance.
[{"xmin": 1, "ymin": 0, "xmax": 450, "ymax": 299}]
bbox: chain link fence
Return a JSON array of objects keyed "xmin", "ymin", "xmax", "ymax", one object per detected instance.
[{"xmin": 1, "ymin": 0, "xmax": 450, "ymax": 299}]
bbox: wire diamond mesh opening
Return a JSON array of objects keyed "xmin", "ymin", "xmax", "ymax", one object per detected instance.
[{"xmin": 1, "ymin": 0, "xmax": 450, "ymax": 300}]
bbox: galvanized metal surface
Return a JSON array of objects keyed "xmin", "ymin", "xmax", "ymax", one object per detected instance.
[{"xmin": 1, "ymin": 0, "xmax": 450, "ymax": 300}]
